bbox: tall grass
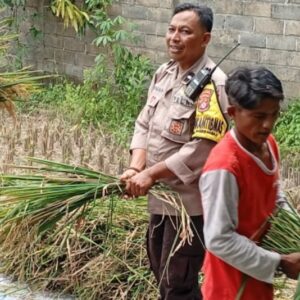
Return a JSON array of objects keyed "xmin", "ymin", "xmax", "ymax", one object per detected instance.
[{"xmin": 0, "ymin": 196, "xmax": 157, "ymax": 299}]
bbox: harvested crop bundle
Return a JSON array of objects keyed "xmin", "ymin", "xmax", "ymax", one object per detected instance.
[
  {"xmin": 262, "ymin": 207, "xmax": 300, "ymax": 255},
  {"xmin": 262, "ymin": 206, "xmax": 300, "ymax": 300},
  {"xmin": 236, "ymin": 205, "xmax": 300, "ymax": 300},
  {"xmin": 0, "ymin": 157, "xmax": 194, "ymax": 299}
]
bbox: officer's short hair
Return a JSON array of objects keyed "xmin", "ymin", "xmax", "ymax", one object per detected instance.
[
  {"xmin": 225, "ymin": 66, "xmax": 284, "ymax": 109},
  {"xmin": 173, "ymin": 3, "xmax": 213, "ymax": 32}
]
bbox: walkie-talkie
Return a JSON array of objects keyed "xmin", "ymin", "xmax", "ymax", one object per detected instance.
[{"xmin": 185, "ymin": 43, "xmax": 240, "ymax": 101}]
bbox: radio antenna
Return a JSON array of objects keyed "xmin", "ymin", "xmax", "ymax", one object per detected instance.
[{"xmin": 210, "ymin": 42, "xmax": 240, "ymax": 74}]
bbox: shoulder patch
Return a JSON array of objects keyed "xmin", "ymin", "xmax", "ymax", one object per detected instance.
[
  {"xmin": 197, "ymin": 88, "xmax": 214, "ymax": 112},
  {"xmin": 192, "ymin": 82, "xmax": 228, "ymax": 143}
]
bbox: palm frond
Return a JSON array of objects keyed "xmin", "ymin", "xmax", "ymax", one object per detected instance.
[{"xmin": 0, "ymin": 18, "xmax": 57, "ymax": 118}]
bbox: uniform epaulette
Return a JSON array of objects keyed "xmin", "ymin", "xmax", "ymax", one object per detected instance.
[{"xmin": 154, "ymin": 60, "xmax": 177, "ymax": 84}]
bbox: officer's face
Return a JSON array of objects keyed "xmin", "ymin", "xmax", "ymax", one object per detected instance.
[{"xmin": 166, "ymin": 10, "xmax": 211, "ymax": 70}]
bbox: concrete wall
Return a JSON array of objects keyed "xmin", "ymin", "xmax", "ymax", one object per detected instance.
[
  {"xmin": 20, "ymin": 0, "xmax": 300, "ymax": 98},
  {"xmin": 20, "ymin": 0, "xmax": 100, "ymax": 81}
]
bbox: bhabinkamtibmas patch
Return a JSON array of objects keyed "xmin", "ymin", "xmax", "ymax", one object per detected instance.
[{"xmin": 192, "ymin": 82, "xmax": 228, "ymax": 143}]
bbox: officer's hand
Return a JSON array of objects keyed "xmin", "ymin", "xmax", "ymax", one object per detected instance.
[
  {"xmin": 120, "ymin": 169, "xmax": 139, "ymax": 198},
  {"xmin": 120, "ymin": 169, "xmax": 138, "ymax": 182},
  {"xmin": 128, "ymin": 170, "xmax": 155, "ymax": 196},
  {"xmin": 280, "ymin": 252, "xmax": 300, "ymax": 279}
]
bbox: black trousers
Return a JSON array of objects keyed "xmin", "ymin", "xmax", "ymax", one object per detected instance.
[{"xmin": 146, "ymin": 214, "xmax": 205, "ymax": 300}]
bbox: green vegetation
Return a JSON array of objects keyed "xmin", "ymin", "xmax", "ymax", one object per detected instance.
[
  {"xmin": 262, "ymin": 206, "xmax": 300, "ymax": 254},
  {"xmin": 0, "ymin": 0, "xmax": 154, "ymax": 145},
  {"xmin": 0, "ymin": 0, "xmax": 25, "ymax": 7},
  {"xmin": 50, "ymin": 0, "xmax": 90, "ymax": 32},
  {"xmin": 0, "ymin": 1, "xmax": 299, "ymax": 299},
  {"xmin": 0, "ymin": 157, "xmax": 186, "ymax": 234},
  {"xmin": 238, "ymin": 206, "xmax": 300, "ymax": 300},
  {"xmin": 0, "ymin": 194, "xmax": 157, "ymax": 299},
  {"xmin": 22, "ymin": 48, "xmax": 152, "ymax": 145},
  {"xmin": 274, "ymin": 99, "xmax": 300, "ymax": 157}
]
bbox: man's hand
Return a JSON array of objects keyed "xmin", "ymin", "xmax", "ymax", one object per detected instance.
[
  {"xmin": 120, "ymin": 169, "xmax": 139, "ymax": 182},
  {"xmin": 120, "ymin": 169, "xmax": 139, "ymax": 198},
  {"xmin": 127, "ymin": 169, "xmax": 155, "ymax": 197},
  {"xmin": 280, "ymin": 253, "xmax": 300, "ymax": 279},
  {"xmin": 120, "ymin": 148, "xmax": 147, "ymax": 197},
  {"xmin": 120, "ymin": 160, "xmax": 174, "ymax": 197}
]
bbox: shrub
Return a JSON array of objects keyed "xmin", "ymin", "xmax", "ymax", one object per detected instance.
[
  {"xmin": 21, "ymin": 47, "xmax": 153, "ymax": 146},
  {"xmin": 274, "ymin": 99, "xmax": 300, "ymax": 156}
]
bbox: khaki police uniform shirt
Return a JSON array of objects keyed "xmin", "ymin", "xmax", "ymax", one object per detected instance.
[{"xmin": 130, "ymin": 53, "xmax": 228, "ymax": 216}]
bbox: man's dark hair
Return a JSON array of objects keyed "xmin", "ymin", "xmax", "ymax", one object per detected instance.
[
  {"xmin": 225, "ymin": 66, "xmax": 284, "ymax": 109},
  {"xmin": 173, "ymin": 3, "xmax": 213, "ymax": 32}
]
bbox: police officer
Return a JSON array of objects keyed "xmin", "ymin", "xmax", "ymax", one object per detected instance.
[{"xmin": 121, "ymin": 3, "xmax": 229, "ymax": 299}]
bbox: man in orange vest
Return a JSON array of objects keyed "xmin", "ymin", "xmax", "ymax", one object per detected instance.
[{"xmin": 200, "ymin": 66, "xmax": 300, "ymax": 300}]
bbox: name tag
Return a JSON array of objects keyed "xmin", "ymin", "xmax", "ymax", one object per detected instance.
[
  {"xmin": 173, "ymin": 88, "xmax": 194, "ymax": 107},
  {"xmin": 153, "ymin": 85, "xmax": 164, "ymax": 93}
]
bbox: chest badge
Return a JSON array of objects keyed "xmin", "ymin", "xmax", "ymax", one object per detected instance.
[{"xmin": 169, "ymin": 120, "xmax": 184, "ymax": 135}]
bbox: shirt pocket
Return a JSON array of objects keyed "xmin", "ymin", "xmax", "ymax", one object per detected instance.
[
  {"xmin": 161, "ymin": 104, "xmax": 195, "ymax": 144},
  {"xmin": 146, "ymin": 93, "xmax": 160, "ymax": 117}
]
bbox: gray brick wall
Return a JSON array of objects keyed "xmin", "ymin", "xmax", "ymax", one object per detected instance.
[{"xmin": 17, "ymin": 0, "xmax": 300, "ymax": 98}]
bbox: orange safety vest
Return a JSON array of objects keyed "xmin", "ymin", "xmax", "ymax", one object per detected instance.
[{"xmin": 202, "ymin": 133, "xmax": 279, "ymax": 300}]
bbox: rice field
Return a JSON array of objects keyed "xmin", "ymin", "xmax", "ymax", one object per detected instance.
[
  {"xmin": 0, "ymin": 110, "xmax": 299, "ymax": 299},
  {"xmin": 0, "ymin": 111, "xmax": 159, "ymax": 299},
  {"xmin": 0, "ymin": 111, "xmax": 130, "ymax": 175}
]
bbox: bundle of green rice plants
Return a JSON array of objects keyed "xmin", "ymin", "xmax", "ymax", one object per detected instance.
[
  {"xmin": 0, "ymin": 157, "xmax": 191, "ymax": 241},
  {"xmin": 0, "ymin": 157, "xmax": 194, "ymax": 298},
  {"xmin": 237, "ymin": 203, "xmax": 300, "ymax": 300},
  {"xmin": 261, "ymin": 205, "xmax": 300, "ymax": 300},
  {"xmin": 262, "ymin": 206, "xmax": 300, "ymax": 254}
]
